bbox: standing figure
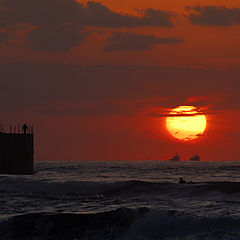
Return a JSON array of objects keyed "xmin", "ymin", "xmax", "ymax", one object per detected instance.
[{"xmin": 22, "ymin": 123, "xmax": 28, "ymax": 134}]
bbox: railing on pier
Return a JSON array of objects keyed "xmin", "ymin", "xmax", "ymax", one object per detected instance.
[{"xmin": 0, "ymin": 124, "xmax": 34, "ymax": 134}]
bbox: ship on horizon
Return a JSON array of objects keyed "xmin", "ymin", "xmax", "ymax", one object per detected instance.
[
  {"xmin": 170, "ymin": 153, "xmax": 180, "ymax": 162},
  {"xmin": 190, "ymin": 153, "xmax": 200, "ymax": 161}
]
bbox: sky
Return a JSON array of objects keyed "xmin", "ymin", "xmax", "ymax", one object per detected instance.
[{"xmin": 1, "ymin": 0, "xmax": 240, "ymax": 161}]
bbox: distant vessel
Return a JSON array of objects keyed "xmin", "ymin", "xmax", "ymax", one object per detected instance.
[
  {"xmin": 190, "ymin": 153, "xmax": 200, "ymax": 161},
  {"xmin": 170, "ymin": 153, "xmax": 180, "ymax": 162}
]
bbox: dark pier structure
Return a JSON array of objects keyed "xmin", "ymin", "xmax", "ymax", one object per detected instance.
[{"xmin": 0, "ymin": 124, "xmax": 34, "ymax": 175}]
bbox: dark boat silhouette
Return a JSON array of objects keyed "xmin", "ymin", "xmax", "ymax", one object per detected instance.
[
  {"xmin": 170, "ymin": 153, "xmax": 180, "ymax": 162},
  {"xmin": 190, "ymin": 153, "xmax": 200, "ymax": 161}
]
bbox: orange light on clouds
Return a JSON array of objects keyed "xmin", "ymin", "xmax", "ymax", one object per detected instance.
[{"xmin": 166, "ymin": 105, "xmax": 207, "ymax": 141}]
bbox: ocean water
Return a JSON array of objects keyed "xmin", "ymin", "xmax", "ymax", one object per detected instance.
[{"xmin": 1, "ymin": 161, "xmax": 240, "ymax": 239}]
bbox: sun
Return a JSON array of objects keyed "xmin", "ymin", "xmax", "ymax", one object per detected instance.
[{"xmin": 166, "ymin": 105, "xmax": 207, "ymax": 141}]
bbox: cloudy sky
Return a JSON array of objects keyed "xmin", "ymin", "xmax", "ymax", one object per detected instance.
[{"xmin": 1, "ymin": 0, "xmax": 240, "ymax": 161}]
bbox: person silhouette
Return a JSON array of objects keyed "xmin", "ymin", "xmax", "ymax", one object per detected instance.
[
  {"xmin": 22, "ymin": 123, "xmax": 28, "ymax": 134},
  {"xmin": 178, "ymin": 177, "xmax": 186, "ymax": 184}
]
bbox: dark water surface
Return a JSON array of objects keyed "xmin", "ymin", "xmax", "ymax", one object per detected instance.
[{"xmin": 1, "ymin": 161, "xmax": 240, "ymax": 239}]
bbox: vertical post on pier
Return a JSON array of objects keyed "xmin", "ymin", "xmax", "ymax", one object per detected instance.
[
  {"xmin": 18, "ymin": 124, "xmax": 20, "ymax": 134},
  {"xmin": 14, "ymin": 125, "xmax": 16, "ymax": 133},
  {"xmin": 10, "ymin": 124, "xmax": 12, "ymax": 133}
]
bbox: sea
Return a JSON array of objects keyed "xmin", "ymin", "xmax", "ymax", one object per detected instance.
[{"xmin": 1, "ymin": 161, "xmax": 240, "ymax": 240}]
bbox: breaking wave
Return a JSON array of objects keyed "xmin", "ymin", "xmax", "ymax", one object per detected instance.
[{"xmin": 1, "ymin": 207, "xmax": 240, "ymax": 240}]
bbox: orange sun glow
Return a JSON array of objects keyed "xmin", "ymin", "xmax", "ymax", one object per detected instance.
[{"xmin": 166, "ymin": 105, "xmax": 207, "ymax": 141}]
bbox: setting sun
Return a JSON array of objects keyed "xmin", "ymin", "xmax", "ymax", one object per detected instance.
[{"xmin": 166, "ymin": 106, "xmax": 207, "ymax": 141}]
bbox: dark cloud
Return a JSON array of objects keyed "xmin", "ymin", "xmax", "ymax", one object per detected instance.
[
  {"xmin": 79, "ymin": 2, "xmax": 174, "ymax": 28},
  {"xmin": 149, "ymin": 112, "xmax": 208, "ymax": 118},
  {"xmin": 187, "ymin": 6, "xmax": 240, "ymax": 26},
  {"xmin": 211, "ymin": 94, "xmax": 240, "ymax": 110},
  {"xmin": 0, "ymin": 0, "xmax": 174, "ymax": 28},
  {"xmin": 38, "ymin": 102, "xmax": 135, "ymax": 116},
  {"xmin": 0, "ymin": 32, "xmax": 8, "ymax": 44},
  {"xmin": 0, "ymin": 63, "xmax": 239, "ymax": 116},
  {"xmin": 25, "ymin": 25, "xmax": 91, "ymax": 52},
  {"xmin": 0, "ymin": 0, "xmax": 175, "ymax": 51},
  {"xmin": 0, "ymin": 0, "xmax": 81, "ymax": 26},
  {"xmin": 138, "ymin": 8, "xmax": 174, "ymax": 27},
  {"xmin": 0, "ymin": 9, "xmax": 9, "ymax": 28},
  {"xmin": 104, "ymin": 32, "xmax": 183, "ymax": 51}
]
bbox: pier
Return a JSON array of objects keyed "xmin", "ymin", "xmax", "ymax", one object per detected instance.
[{"xmin": 0, "ymin": 124, "xmax": 34, "ymax": 175}]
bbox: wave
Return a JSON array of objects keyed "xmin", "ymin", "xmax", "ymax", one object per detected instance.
[
  {"xmin": 129, "ymin": 208, "xmax": 240, "ymax": 240},
  {"xmin": 1, "ymin": 178, "xmax": 240, "ymax": 199},
  {"xmin": 0, "ymin": 207, "xmax": 149, "ymax": 240},
  {"xmin": 2, "ymin": 207, "xmax": 240, "ymax": 240}
]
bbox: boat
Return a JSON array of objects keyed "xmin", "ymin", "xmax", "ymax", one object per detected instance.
[
  {"xmin": 170, "ymin": 153, "xmax": 180, "ymax": 162},
  {"xmin": 190, "ymin": 153, "xmax": 200, "ymax": 161}
]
